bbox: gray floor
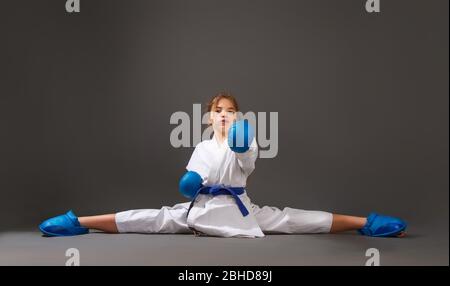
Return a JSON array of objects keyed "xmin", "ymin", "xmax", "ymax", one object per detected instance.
[{"xmin": 1, "ymin": 224, "xmax": 448, "ymax": 266}]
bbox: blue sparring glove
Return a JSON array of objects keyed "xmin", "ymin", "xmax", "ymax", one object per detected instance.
[
  {"xmin": 228, "ymin": 119, "xmax": 254, "ymax": 153},
  {"xmin": 179, "ymin": 171, "xmax": 203, "ymax": 199}
]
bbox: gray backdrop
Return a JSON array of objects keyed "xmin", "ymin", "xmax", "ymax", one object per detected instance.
[{"xmin": 1, "ymin": 0, "xmax": 448, "ymax": 232}]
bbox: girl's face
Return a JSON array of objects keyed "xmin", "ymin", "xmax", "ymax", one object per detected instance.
[{"xmin": 210, "ymin": 98, "xmax": 237, "ymax": 136}]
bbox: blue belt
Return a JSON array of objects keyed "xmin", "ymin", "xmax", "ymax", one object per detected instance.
[{"xmin": 186, "ymin": 184, "xmax": 249, "ymax": 218}]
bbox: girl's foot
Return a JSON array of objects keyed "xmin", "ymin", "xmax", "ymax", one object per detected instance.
[
  {"xmin": 358, "ymin": 213, "xmax": 407, "ymax": 238},
  {"xmin": 39, "ymin": 210, "xmax": 89, "ymax": 237},
  {"xmin": 396, "ymin": 231, "xmax": 406, "ymax": 238}
]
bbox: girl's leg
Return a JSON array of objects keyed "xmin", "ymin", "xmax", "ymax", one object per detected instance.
[
  {"xmin": 78, "ymin": 214, "xmax": 118, "ymax": 233},
  {"xmin": 77, "ymin": 202, "xmax": 192, "ymax": 234},
  {"xmin": 251, "ymin": 203, "xmax": 406, "ymax": 237},
  {"xmin": 77, "ymin": 210, "xmax": 367, "ymax": 233},
  {"xmin": 330, "ymin": 214, "xmax": 406, "ymax": 237},
  {"xmin": 250, "ymin": 204, "xmax": 334, "ymax": 234},
  {"xmin": 114, "ymin": 202, "xmax": 192, "ymax": 234},
  {"xmin": 329, "ymin": 214, "xmax": 366, "ymax": 233}
]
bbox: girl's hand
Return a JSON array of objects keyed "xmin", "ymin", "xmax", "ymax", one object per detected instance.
[{"xmin": 227, "ymin": 120, "xmax": 254, "ymax": 153}]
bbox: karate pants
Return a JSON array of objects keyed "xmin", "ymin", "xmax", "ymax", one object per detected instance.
[{"xmin": 115, "ymin": 195, "xmax": 333, "ymax": 238}]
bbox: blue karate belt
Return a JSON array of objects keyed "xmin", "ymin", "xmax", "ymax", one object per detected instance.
[{"xmin": 186, "ymin": 184, "xmax": 249, "ymax": 218}]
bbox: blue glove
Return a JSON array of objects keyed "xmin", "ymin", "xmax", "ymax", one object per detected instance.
[
  {"xmin": 228, "ymin": 120, "xmax": 254, "ymax": 153},
  {"xmin": 179, "ymin": 171, "xmax": 203, "ymax": 199}
]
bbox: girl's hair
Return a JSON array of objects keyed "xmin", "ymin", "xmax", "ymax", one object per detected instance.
[{"xmin": 206, "ymin": 91, "xmax": 240, "ymax": 113}]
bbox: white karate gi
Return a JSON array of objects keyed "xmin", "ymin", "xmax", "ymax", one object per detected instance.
[{"xmin": 115, "ymin": 134, "xmax": 333, "ymax": 238}]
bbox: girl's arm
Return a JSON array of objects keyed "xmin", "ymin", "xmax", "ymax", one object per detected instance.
[{"xmin": 235, "ymin": 138, "xmax": 258, "ymax": 176}]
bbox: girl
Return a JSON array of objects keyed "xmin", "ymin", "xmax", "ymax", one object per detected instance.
[{"xmin": 39, "ymin": 92, "xmax": 407, "ymax": 238}]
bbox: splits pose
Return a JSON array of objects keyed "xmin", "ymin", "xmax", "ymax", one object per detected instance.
[{"xmin": 39, "ymin": 93, "xmax": 407, "ymax": 238}]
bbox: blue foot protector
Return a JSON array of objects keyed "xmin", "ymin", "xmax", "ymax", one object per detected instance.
[
  {"xmin": 39, "ymin": 210, "xmax": 89, "ymax": 237},
  {"xmin": 358, "ymin": 213, "xmax": 407, "ymax": 237}
]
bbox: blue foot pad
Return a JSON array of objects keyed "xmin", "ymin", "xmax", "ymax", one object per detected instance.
[
  {"xmin": 358, "ymin": 213, "xmax": 407, "ymax": 237},
  {"xmin": 39, "ymin": 210, "xmax": 89, "ymax": 237}
]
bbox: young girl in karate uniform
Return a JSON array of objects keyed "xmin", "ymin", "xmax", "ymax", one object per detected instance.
[{"xmin": 39, "ymin": 92, "xmax": 407, "ymax": 238}]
